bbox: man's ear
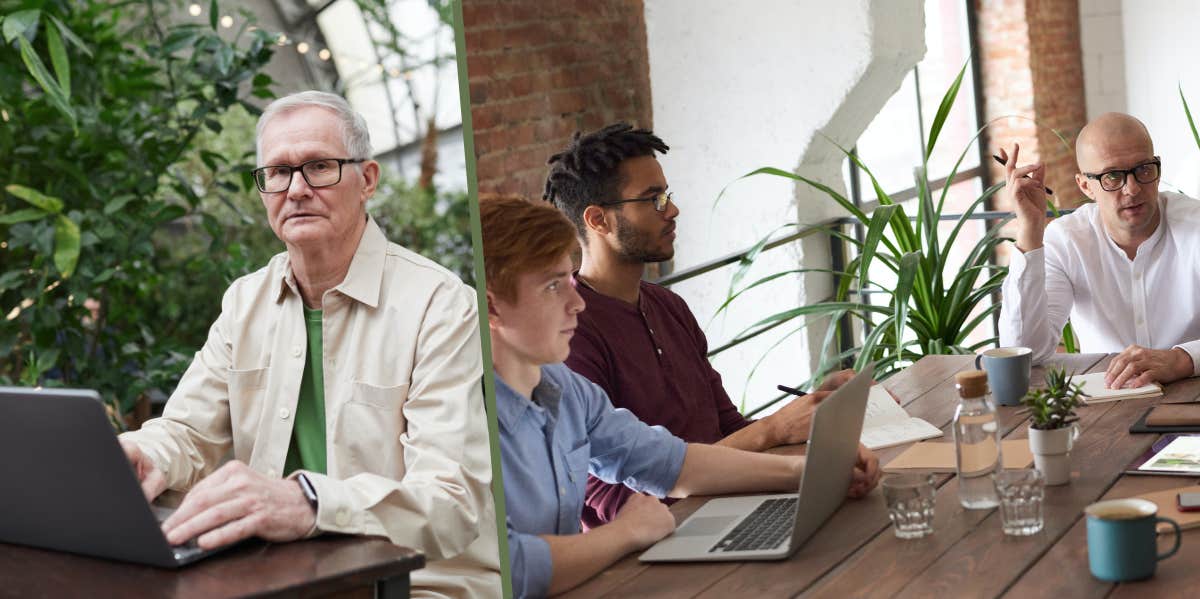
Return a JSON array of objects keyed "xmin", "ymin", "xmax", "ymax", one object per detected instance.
[
  {"xmin": 1075, "ymin": 173, "xmax": 1096, "ymax": 201},
  {"xmin": 582, "ymin": 204, "xmax": 611, "ymax": 236},
  {"xmin": 360, "ymin": 160, "xmax": 381, "ymax": 201},
  {"xmin": 485, "ymin": 289, "xmax": 503, "ymax": 328}
]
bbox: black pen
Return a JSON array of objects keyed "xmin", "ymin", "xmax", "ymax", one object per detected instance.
[
  {"xmin": 777, "ymin": 384, "xmax": 807, "ymax": 397},
  {"xmin": 993, "ymin": 154, "xmax": 1054, "ymax": 195}
]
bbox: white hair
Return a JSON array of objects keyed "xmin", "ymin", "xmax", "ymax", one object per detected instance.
[{"xmin": 255, "ymin": 90, "xmax": 373, "ymax": 164}]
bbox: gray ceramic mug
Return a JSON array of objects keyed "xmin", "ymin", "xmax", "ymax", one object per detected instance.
[{"xmin": 974, "ymin": 347, "xmax": 1032, "ymax": 406}]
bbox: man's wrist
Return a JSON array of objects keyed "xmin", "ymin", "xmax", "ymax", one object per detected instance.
[
  {"xmin": 295, "ymin": 473, "xmax": 320, "ymax": 537},
  {"xmin": 1173, "ymin": 348, "xmax": 1195, "ymax": 380}
]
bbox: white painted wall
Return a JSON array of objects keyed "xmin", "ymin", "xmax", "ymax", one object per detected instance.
[
  {"xmin": 1119, "ymin": 0, "xmax": 1200, "ymax": 198},
  {"xmin": 1079, "ymin": 0, "xmax": 1127, "ymax": 119},
  {"xmin": 643, "ymin": 0, "xmax": 925, "ymax": 412}
]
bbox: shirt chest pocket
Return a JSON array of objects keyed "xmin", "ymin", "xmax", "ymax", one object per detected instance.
[
  {"xmin": 332, "ymin": 381, "xmax": 410, "ymax": 477},
  {"xmin": 558, "ymin": 441, "xmax": 591, "ymax": 515},
  {"xmin": 227, "ymin": 367, "xmax": 269, "ymax": 461}
]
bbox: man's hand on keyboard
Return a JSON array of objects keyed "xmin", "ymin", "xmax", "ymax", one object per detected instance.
[
  {"xmin": 161, "ymin": 461, "xmax": 316, "ymax": 550},
  {"xmin": 119, "ymin": 438, "xmax": 167, "ymax": 502}
]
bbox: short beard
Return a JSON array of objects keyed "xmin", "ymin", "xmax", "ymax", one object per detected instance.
[{"xmin": 613, "ymin": 210, "xmax": 673, "ymax": 263}]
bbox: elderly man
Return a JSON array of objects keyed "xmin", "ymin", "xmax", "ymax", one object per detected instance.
[
  {"xmin": 999, "ymin": 112, "xmax": 1200, "ymax": 389},
  {"xmin": 117, "ymin": 91, "xmax": 499, "ymax": 598}
]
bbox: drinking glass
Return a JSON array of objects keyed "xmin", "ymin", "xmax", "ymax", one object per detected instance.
[
  {"xmin": 994, "ymin": 469, "xmax": 1045, "ymax": 536},
  {"xmin": 882, "ymin": 473, "xmax": 936, "ymax": 539}
]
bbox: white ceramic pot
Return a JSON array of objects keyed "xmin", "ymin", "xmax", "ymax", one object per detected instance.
[{"xmin": 1028, "ymin": 425, "xmax": 1077, "ymax": 486}]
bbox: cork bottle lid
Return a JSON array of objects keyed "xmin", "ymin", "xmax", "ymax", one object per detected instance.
[{"xmin": 955, "ymin": 370, "xmax": 989, "ymax": 398}]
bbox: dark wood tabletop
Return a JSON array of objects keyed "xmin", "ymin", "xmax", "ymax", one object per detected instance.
[
  {"xmin": 0, "ymin": 534, "xmax": 424, "ymax": 599},
  {"xmin": 560, "ymin": 353, "xmax": 1200, "ymax": 598}
]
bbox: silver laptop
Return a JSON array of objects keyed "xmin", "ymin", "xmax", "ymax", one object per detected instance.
[
  {"xmin": 639, "ymin": 366, "xmax": 873, "ymax": 562},
  {"xmin": 0, "ymin": 386, "xmax": 226, "ymax": 567}
]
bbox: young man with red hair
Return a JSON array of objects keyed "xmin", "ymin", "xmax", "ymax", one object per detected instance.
[{"xmin": 480, "ymin": 195, "xmax": 879, "ymax": 597}]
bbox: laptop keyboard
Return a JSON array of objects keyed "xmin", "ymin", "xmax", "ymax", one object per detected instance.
[{"xmin": 708, "ymin": 497, "xmax": 798, "ymax": 553}]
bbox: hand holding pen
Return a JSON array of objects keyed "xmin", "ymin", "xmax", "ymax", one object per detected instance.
[{"xmin": 999, "ymin": 142, "xmax": 1051, "ymax": 253}]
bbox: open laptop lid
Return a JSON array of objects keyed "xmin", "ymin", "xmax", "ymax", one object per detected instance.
[
  {"xmin": 0, "ymin": 387, "xmax": 179, "ymax": 567},
  {"xmin": 787, "ymin": 365, "xmax": 874, "ymax": 552}
]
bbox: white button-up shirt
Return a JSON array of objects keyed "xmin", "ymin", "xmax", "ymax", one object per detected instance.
[
  {"xmin": 121, "ymin": 218, "xmax": 499, "ymax": 598},
  {"xmin": 999, "ymin": 191, "xmax": 1200, "ymax": 373}
]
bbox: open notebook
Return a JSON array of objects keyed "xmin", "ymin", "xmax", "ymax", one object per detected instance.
[
  {"xmin": 1072, "ymin": 372, "xmax": 1163, "ymax": 404},
  {"xmin": 859, "ymin": 386, "xmax": 943, "ymax": 450}
]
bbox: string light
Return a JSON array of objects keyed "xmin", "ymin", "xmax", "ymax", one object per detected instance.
[
  {"xmin": 220, "ymin": 15, "xmax": 233, "ymax": 28},
  {"xmin": 388, "ymin": 67, "xmax": 401, "ymax": 77},
  {"xmin": 296, "ymin": 42, "xmax": 310, "ymax": 54},
  {"xmin": 1, "ymin": 109, "xmax": 8, "ymax": 122},
  {"xmin": 318, "ymin": 48, "xmax": 331, "ymax": 61},
  {"xmin": 277, "ymin": 34, "xmax": 289, "ymax": 46},
  {"xmin": 188, "ymin": 3, "xmax": 201, "ymax": 16},
  {"xmin": 375, "ymin": 64, "xmax": 385, "ymax": 75}
]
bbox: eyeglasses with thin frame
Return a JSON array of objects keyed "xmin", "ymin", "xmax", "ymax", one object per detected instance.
[
  {"xmin": 250, "ymin": 158, "xmax": 366, "ymax": 193},
  {"xmin": 597, "ymin": 191, "xmax": 673, "ymax": 212},
  {"xmin": 1083, "ymin": 157, "xmax": 1161, "ymax": 192}
]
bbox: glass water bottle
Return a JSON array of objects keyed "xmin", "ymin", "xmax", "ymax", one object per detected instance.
[{"xmin": 953, "ymin": 370, "xmax": 1002, "ymax": 509}]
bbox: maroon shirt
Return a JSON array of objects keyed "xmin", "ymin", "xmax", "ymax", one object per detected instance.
[{"xmin": 566, "ymin": 276, "xmax": 752, "ymax": 527}]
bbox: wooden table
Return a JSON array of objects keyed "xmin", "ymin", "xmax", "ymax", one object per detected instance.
[
  {"xmin": 562, "ymin": 353, "xmax": 1200, "ymax": 598},
  {"xmin": 0, "ymin": 535, "xmax": 424, "ymax": 599}
]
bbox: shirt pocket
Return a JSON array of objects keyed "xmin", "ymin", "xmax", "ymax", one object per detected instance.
[
  {"xmin": 227, "ymin": 367, "xmax": 269, "ymax": 460},
  {"xmin": 333, "ymin": 380, "xmax": 410, "ymax": 477}
]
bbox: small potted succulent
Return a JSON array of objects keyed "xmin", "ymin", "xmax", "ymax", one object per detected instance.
[{"xmin": 1020, "ymin": 367, "xmax": 1088, "ymax": 485}]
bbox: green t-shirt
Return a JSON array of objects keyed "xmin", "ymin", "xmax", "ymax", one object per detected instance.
[{"xmin": 283, "ymin": 307, "xmax": 327, "ymax": 475}]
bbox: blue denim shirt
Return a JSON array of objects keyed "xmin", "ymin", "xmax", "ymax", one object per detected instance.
[{"xmin": 495, "ymin": 363, "xmax": 687, "ymax": 598}]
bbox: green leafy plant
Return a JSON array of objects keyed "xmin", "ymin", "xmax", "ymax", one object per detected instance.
[
  {"xmin": 0, "ymin": 1, "xmax": 276, "ymax": 420},
  {"xmin": 1020, "ymin": 366, "xmax": 1087, "ymax": 430},
  {"xmin": 711, "ymin": 63, "xmax": 1085, "ymax": 409},
  {"xmin": 713, "ymin": 63, "xmax": 1009, "ymax": 387}
]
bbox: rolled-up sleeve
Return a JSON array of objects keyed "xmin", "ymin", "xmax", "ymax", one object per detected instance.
[
  {"xmin": 303, "ymin": 282, "xmax": 491, "ymax": 561},
  {"xmin": 507, "ymin": 517, "xmax": 553, "ymax": 599},
  {"xmin": 574, "ymin": 377, "xmax": 686, "ymax": 497}
]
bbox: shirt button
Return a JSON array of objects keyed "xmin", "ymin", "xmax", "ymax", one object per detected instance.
[
  {"xmin": 335, "ymin": 509, "xmax": 350, "ymax": 526},
  {"xmin": 291, "ymin": 345, "xmax": 302, "ymax": 358},
  {"xmin": 280, "ymin": 407, "xmax": 291, "ymax": 419},
  {"xmin": 657, "ymin": 348, "xmax": 663, "ymax": 355},
  {"xmin": 649, "ymin": 328, "xmax": 655, "ymax": 335},
  {"xmin": 559, "ymin": 486, "xmax": 566, "ymax": 496},
  {"xmin": 1137, "ymin": 318, "xmax": 1145, "ymax": 326}
]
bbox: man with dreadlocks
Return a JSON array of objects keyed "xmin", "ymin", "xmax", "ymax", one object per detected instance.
[{"xmin": 543, "ymin": 123, "xmax": 876, "ymax": 527}]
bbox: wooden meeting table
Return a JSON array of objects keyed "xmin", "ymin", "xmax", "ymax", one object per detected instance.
[
  {"xmin": 0, "ymin": 534, "xmax": 423, "ymax": 598},
  {"xmin": 561, "ymin": 353, "xmax": 1200, "ymax": 598}
]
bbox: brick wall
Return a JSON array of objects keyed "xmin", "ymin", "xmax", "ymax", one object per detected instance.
[
  {"xmin": 463, "ymin": 0, "xmax": 653, "ymax": 197},
  {"xmin": 977, "ymin": 0, "xmax": 1089, "ymax": 211}
]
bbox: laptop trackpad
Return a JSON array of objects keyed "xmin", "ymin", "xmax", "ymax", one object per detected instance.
[{"xmin": 676, "ymin": 516, "xmax": 738, "ymax": 537}]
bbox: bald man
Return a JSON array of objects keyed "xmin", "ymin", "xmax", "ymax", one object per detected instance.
[{"xmin": 998, "ymin": 112, "xmax": 1200, "ymax": 389}]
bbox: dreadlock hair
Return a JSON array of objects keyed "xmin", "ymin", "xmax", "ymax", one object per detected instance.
[{"xmin": 542, "ymin": 123, "xmax": 669, "ymax": 239}]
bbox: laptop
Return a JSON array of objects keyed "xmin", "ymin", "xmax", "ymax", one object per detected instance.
[
  {"xmin": 0, "ymin": 386, "xmax": 225, "ymax": 567},
  {"xmin": 639, "ymin": 366, "xmax": 873, "ymax": 562}
]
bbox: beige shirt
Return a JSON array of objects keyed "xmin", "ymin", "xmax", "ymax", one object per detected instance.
[{"xmin": 121, "ymin": 218, "xmax": 500, "ymax": 598}]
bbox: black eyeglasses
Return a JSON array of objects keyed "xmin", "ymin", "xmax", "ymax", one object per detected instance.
[
  {"xmin": 1083, "ymin": 157, "xmax": 1161, "ymax": 192},
  {"xmin": 250, "ymin": 158, "xmax": 365, "ymax": 193},
  {"xmin": 597, "ymin": 191, "xmax": 673, "ymax": 212}
]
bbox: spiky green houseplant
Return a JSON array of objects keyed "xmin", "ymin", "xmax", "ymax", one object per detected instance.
[
  {"xmin": 712, "ymin": 63, "xmax": 1012, "ymax": 390},
  {"xmin": 1021, "ymin": 367, "xmax": 1087, "ymax": 430},
  {"xmin": 708, "ymin": 60, "xmax": 1088, "ymax": 414}
]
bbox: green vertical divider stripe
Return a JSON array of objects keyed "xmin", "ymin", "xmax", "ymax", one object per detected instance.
[{"xmin": 451, "ymin": 2, "xmax": 513, "ymax": 597}]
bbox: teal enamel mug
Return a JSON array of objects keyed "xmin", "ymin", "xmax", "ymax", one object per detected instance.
[{"xmin": 1085, "ymin": 498, "xmax": 1181, "ymax": 582}]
